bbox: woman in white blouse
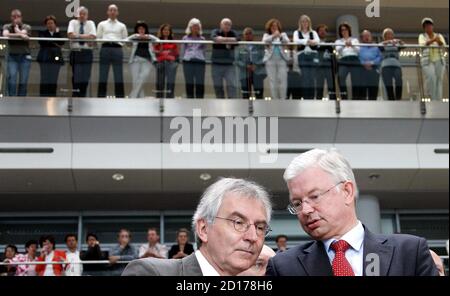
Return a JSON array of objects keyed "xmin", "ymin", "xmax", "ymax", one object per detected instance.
[
  {"xmin": 262, "ymin": 19, "xmax": 290, "ymax": 100},
  {"xmin": 293, "ymin": 15, "xmax": 320, "ymax": 100},
  {"xmin": 335, "ymin": 22, "xmax": 361, "ymax": 100}
]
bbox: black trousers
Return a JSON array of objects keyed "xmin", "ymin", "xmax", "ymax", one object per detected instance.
[
  {"xmin": 359, "ymin": 66, "xmax": 380, "ymax": 100},
  {"xmin": 70, "ymin": 49, "xmax": 93, "ymax": 97},
  {"xmin": 287, "ymin": 71, "xmax": 302, "ymax": 100},
  {"xmin": 98, "ymin": 45, "xmax": 125, "ymax": 98},
  {"xmin": 316, "ymin": 62, "xmax": 336, "ymax": 100},
  {"xmin": 338, "ymin": 56, "xmax": 361, "ymax": 100},
  {"xmin": 382, "ymin": 66, "xmax": 403, "ymax": 100},
  {"xmin": 39, "ymin": 62, "xmax": 62, "ymax": 97},
  {"xmin": 298, "ymin": 54, "xmax": 318, "ymax": 100},
  {"xmin": 240, "ymin": 70, "xmax": 265, "ymax": 99},
  {"xmin": 183, "ymin": 60, "xmax": 205, "ymax": 99}
]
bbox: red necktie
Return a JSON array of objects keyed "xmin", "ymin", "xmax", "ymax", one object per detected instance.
[{"xmin": 330, "ymin": 240, "xmax": 355, "ymax": 276}]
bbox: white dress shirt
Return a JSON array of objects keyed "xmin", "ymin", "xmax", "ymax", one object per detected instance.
[
  {"xmin": 195, "ymin": 250, "xmax": 220, "ymax": 276},
  {"xmin": 67, "ymin": 19, "xmax": 96, "ymax": 49},
  {"xmin": 65, "ymin": 250, "xmax": 83, "ymax": 276},
  {"xmin": 97, "ymin": 18, "xmax": 128, "ymax": 45},
  {"xmin": 323, "ymin": 221, "xmax": 365, "ymax": 276}
]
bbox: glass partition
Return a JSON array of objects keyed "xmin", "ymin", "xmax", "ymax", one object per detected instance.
[{"xmin": 0, "ymin": 36, "xmax": 447, "ymax": 101}]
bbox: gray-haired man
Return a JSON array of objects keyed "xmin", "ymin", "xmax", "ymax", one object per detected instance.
[
  {"xmin": 122, "ymin": 178, "xmax": 272, "ymax": 276},
  {"xmin": 266, "ymin": 148, "xmax": 438, "ymax": 276}
]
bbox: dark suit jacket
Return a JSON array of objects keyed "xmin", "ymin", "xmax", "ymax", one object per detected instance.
[
  {"xmin": 37, "ymin": 30, "xmax": 64, "ymax": 64},
  {"xmin": 266, "ymin": 229, "xmax": 438, "ymax": 276},
  {"xmin": 122, "ymin": 253, "xmax": 203, "ymax": 276},
  {"xmin": 168, "ymin": 243, "xmax": 195, "ymax": 259}
]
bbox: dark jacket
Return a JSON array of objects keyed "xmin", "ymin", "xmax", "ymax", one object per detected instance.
[
  {"xmin": 37, "ymin": 30, "xmax": 65, "ymax": 64},
  {"xmin": 168, "ymin": 243, "xmax": 195, "ymax": 259},
  {"xmin": 80, "ymin": 244, "xmax": 107, "ymax": 272},
  {"xmin": 266, "ymin": 228, "xmax": 439, "ymax": 276},
  {"xmin": 211, "ymin": 29, "xmax": 239, "ymax": 64}
]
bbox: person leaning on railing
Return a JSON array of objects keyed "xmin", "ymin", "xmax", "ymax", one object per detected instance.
[
  {"xmin": 211, "ymin": 18, "xmax": 239, "ymax": 99},
  {"xmin": 418, "ymin": 17, "xmax": 447, "ymax": 101},
  {"xmin": 316, "ymin": 24, "xmax": 337, "ymax": 100},
  {"xmin": 67, "ymin": 6, "xmax": 97, "ymax": 98},
  {"xmin": 37, "ymin": 15, "xmax": 65, "ymax": 97},
  {"xmin": 2, "ymin": 9, "xmax": 31, "ymax": 97},
  {"xmin": 293, "ymin": 15, "xmax": 320, "ymax": 100},
  {"xmin": 236, "ymin": 27, "xmax": 266, "ymax": 100},
  {"xmin": 358, "ymin": 30, "xmax": 382, "ymax": 100},
  {"xmin": 380, "ymin": 28, "xmax": 405, "ymax": 101},
  {"xmin": 10, "ymin": 240, "xmax": 38, "ymax": 276},
  {"xmin": 80, "ymin": 232, "xmax": 108, "ymax": 276},
  {"xmin": 127, "ymin": 21, "xmax": 158, "ymax": 99},
  {"xmin": 35, "ymin": 235, "xmax": 67, "ymax": 276},
  {"xmin": 181, "ymin": 18, "xmax": 207, "ymax": 99},
  {"xmin": 335, "ymin": 22, "xmax": 361, "ymax": 100},
  {"xmin": 108, "ymin": 229, "xmax": 138, "ymax": 276},
  {"xmin": 154, "ymin": 24, "xmax": 179, "ymax": 99},
  {"xmin": 263, "ymin": 18, "xmax": 291, "ymax": 100}
]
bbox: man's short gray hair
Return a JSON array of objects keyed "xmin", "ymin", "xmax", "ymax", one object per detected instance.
[
  {"xmin": 77, "ymin": 6, "xmax": 89, "ymax": 17},
  {"xmin": 283, "ymin": 148, "xmax": 359, "ymax": 198},
  {"xmin": 192, "ymin": 178, "xmax": 272, "ymax": 246}
]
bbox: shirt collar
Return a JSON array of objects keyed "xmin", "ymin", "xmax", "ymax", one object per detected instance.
[
  {"xmin": 108, "ymin": 18, "xmax": 118, "ymax": 23},
  {"xmin": 195, "ymin": 250, "xmax": 220, "ymax": 276},
  {"xmin": 323, "ymin": 221, "xmax": 365, "ymax": 253}
]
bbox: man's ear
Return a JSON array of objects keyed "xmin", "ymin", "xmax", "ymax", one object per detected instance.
[
  {"xmin": 343, "ymin": 181, "xmax": 355, "ymax": 206},
  {"xmin": 196, "ymin": 218, "xmax": 208, "ymax": 244}
]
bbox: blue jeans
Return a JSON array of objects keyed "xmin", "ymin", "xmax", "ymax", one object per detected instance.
[{"xmin": 7, "ymin": 54, "xmax": 31, "ymax": 96}]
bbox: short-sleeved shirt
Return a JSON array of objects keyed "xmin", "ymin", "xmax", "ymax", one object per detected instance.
[
  {"xmin": 211, "ymin": 29, "xmax": 239, "ymax": 64},
  {"xmin": 2, "ymin": 23, "xmax": 31, "ymax": 55},
  {"xmin": 67, "ymin": 19, "xmax": 97, "ymax": 49}
]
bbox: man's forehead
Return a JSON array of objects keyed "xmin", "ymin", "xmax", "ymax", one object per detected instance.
[{"xmin": 219, "ymin": 194, "xmax": 267, "ymax": 220}]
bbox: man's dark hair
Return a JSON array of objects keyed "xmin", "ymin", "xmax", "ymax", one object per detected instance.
[
  {"xmin": 65, "ymin": 233, "xmax": 78, "ymax": 243},
  {"xmin": 275, "ymin": 235, "xmax": 288, "ymax": 243},
  {"xmin": 86, "ymin": 232, "xmax": 98, "ymax": 242},
  {"xmin": 39, "ymin": 235, "xmax": 56, "ymax": 248},
  {"xmin": 25, "ymin": 240, "xmax": 38, "ymax": 249}
]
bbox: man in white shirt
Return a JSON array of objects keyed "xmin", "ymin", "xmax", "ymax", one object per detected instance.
[
  {"xmin": 123, "ymin": 178, "xmax": 273, "ymax": 276},
  {"xmin": 67, "ymin": 6, "xmax": 96, "ymax": 97},
  {"xmin": 65, "ymin": 234, "xmax": 83, "ymax": 276},
  {"xmin": 96, "ymin": 4, "xmax": 128, "ymax": 98},
  {"xmin": 267, "ymin": 148, "xmax": 439, "ymax": 276},
  {"xmin": 138, "ymin": 228, "xmax": 168, "ymax": 259}
]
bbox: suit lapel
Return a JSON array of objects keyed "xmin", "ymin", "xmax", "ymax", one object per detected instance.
[
  {"xmin": 363, "ymin": 229, "xmax": 394, "ymax": 276},
  {"xmin": 297, "ymin": 241, "xmax": 333, "ymax": 276},
  {"xmin": 181, "ymin": 253, "xmax": 203, "ymax": 276}
]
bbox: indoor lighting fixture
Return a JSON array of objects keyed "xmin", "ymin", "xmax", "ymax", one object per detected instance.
[{"xmin": 112, "ymin": 173, "xmax": 125, "ymax": 181}]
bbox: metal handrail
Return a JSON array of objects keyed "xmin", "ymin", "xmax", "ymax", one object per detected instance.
[
  {"xmin": 0, "ymin": 36, "xmax": 449, "ymax": 49},
  {"xmin": 0, "ymin": 260, "xmax": 131, "ymax": 266}
]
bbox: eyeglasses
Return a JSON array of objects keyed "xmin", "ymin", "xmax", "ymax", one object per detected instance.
[
  {"xmin": 215, "ymin": 216, "xmax": 272, "ymax": 237},
  {"xmin": 287, "ymin": 181, "xmax": 346, "ymax": 215}
]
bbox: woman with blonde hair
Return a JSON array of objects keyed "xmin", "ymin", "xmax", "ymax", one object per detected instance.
[
  {"xmin": 262, "ymin": 19, "xmax": 290, "ymax": 100},
  {"xmin": 181, "ymin": 18, "xmax": 206, "ymax": 98},
  {"xmin": 293, "ymin": 15, "xmax": 320, "ymax": 100}
]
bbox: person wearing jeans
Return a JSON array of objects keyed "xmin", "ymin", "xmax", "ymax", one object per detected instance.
[
  {"xmin": 211, "ymin": 18, "xmax": 239, "ymax": 99},
  {"xmin": 154, "ymin": 24, "xmax": 179, "ymax": 98},
  {"xmin": 294, "ymin": 15, "xmax": 320, "ymax": 100},
  {"xmin": 2, "ymin": 9, "xmax": 32, "ymax": 97},
  {"xmin": 335, "ymin": 22, "xmax": 361, "ymax": 100},
  {"xmin": 181, "ymin": 18, "xmax": 206, "ymax": 99},
  {"xmin": 96, "ymin": 5, "xmax": 128, "ymax": 98},
  {"xmin": 419, "ymin": 17, "xmax": 447, "ymax": 101},
  {"xmin": 128, "ymin": 21, "xmax": 158, "ymax": 98},
  {"xmin": 67, "ymin": 6, "xmax": 96, "ymax": 97},
  {"xmin": 263, "ymin": 19, "xmax": 290, "ymax": 100},
  {"xmin": 380, "ymin": 28, "xmax": 404, "ymax": 100}
]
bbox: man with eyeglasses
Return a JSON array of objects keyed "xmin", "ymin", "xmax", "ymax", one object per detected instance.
[
  {"xmin": 266, "ymin": 148, "xmax": 438, "ymax": 276},
  {"xmin": 123, "ymin": 178, "xmax": 272, "ymax": 276}
]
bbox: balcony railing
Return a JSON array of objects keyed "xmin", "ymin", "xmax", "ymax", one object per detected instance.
[{"xmin": 0, "ymin": 37, "xmax": 448, "ymax": 101}]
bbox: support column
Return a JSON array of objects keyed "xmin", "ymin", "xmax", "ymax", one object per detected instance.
[{"xmin": 356, "ymin": 195, "xmax": 381, "ymax": 234}]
